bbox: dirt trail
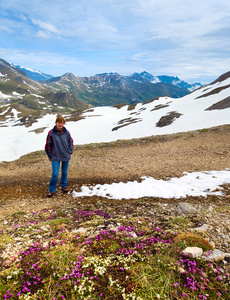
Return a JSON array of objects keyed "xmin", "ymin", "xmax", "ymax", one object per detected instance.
[{"xmin": 0, "ymin": 125, "xmax": 230, "ymax": 217}]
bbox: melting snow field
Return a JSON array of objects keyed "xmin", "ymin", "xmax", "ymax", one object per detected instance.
[{"xmin": 72, "ymin": 170, "xmax": 230, "ymax": 200}]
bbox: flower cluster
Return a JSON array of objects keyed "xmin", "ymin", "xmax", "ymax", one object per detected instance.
[{"xmin": 0, "ymin": 206, "xmax": 228, "ymax": 299}]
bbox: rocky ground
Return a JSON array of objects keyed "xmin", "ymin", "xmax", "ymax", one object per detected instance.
[{"xmin": 0, "ymin": 125, "xmax": 230, "ymax": 258}]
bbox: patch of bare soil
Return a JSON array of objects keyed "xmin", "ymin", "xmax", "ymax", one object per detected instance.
[{"xmin": 0, "ymin": 125, "xmax": 230, "ymax": 218}]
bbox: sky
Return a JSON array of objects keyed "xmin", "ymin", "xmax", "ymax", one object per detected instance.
[{"xmin": 0, "ymin": 0, "xmax": 229, "ymax": 84}]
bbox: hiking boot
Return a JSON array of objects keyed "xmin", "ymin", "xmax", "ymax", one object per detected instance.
[
  {"xmin": 47, "ymin": 192, "xmax": 54, "ymax": 198},
  {"xmin": 62, "ymin": 187, "xmax": 69, "ymax": 193}
]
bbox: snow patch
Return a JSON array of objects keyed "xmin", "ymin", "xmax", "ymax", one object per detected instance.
[
  {"xmin": 72, "ymin": 170, "xmax": 230, "ymax": 200},
  {"xmin": 0, "ymin": 91, "xmax": 11, "ymax": 99}
]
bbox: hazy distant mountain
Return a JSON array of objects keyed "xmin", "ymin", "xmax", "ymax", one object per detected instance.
[
  {"xmin": 13, "ymin": 64, "xmax": 53, "ymax": 81},
  {"xmin": 139, "ymin": 71, "xmax": 202, "ymax": 92}
]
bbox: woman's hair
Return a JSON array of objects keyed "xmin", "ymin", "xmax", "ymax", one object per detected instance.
[{"xmin": 56, "ymin": 115, "xmax": 66, "ymax": 124}]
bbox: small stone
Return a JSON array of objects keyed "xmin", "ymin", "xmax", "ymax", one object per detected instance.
[
  {"xmin": 204, "ymin": 249, "xmax": 230, "ymax": 262},
  {"xmin": 108, "ymin": 225, "xmax": 119, "ymax": 232},
  {"xmin": 177, "ymin": 202, "xmax": 197, "ymax": 214},
  {"xmin": 209, "ymin": 241, "xmax": 215, "ymax": 249},
  {"xmin": 183, "ymin": 247, "xmax": 203, "ymax": 258},
  {"xmin": 26, "ymin": 240, "xmax": 34, "ymax": 246},
  {"xmin": 72, "ymin": 227, "xmax": 88, "ymax": 235},
  {"xmin": 130, "ymin": 232, "xmax": 138, "ymax": 238},
  {"xmin": 178, "ymin": 267, "xmax": 186, "ymax": 273},
  {"xmin": 223, "ymin": 241, "xmax": 229, "ymax": 247},
  {"xmin": 43, "ymin": 241, "xmax": 49, "ymax": 248},
  {"xmin": 208, "ymin": 205, "xmax": 214, "ymax": 211},
  {"xmin": 191, "ymin": 224, "xmax": 211, "ymax": 232},
  {"xmin": 40, "ymin": 225, "xmax": 50, "ymax": 231}
]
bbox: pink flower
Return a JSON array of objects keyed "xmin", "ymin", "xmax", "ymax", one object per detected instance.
[{"xmin": 173, "ymin": 282, "xmax": 179, "ymax": 287}]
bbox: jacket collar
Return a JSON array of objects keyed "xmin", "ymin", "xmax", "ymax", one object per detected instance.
[{"xmin": 53, "ymin": 126, "xmax": 67, "ymax": 133}]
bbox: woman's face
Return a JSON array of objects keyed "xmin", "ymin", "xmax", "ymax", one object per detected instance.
[{"xmin": 56, "ymin": 121, "xmax": 64, "ymax": 130}]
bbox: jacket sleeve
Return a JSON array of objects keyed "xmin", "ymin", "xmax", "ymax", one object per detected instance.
[
  {"xmin": 45, "ymin": 131, "xmax": 53, "ymax": 159},
  {"xmin": 68, "ymin": 132, "xmax": 74, "ymax": 154}
]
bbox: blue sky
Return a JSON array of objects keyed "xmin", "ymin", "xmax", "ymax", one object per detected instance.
[{"xmin": 0, "ymin": 0, "xmax": 229, "ymax": 84}]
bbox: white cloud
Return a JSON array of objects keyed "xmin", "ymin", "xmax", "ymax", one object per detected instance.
[
  {"xmin": 36, "ymin": 30, "xmax": 51, "ymax": 39},
  {"xmin": 0, "ymin": 0, "xmax": 229, "ymax": 81},
  {"xmin": 31, "ymin": 18, "xmax": 59, "ymax": 39},
  {"xmin": 31, "ymin": 19, "xmax": 59, "ymax": 33}
]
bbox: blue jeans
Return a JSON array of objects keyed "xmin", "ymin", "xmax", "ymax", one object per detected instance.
[{"xmin": 49, "ymin": 161, "xmax": 69, "ymax": 193}]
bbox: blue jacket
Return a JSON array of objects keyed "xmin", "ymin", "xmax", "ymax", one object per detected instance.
[{"xmin": 45, "ymin": 126, "xmax": 74, "ymax": 161}]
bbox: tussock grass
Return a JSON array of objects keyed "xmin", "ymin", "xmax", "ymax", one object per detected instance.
[{"xmin": 175, "ymin": 232, "xmax": 214, "ymax": 251}]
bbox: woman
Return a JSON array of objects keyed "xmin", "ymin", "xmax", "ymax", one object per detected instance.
[{"xmin": 45, "ymin": 115, "xmax": 74, "ymax": 197}]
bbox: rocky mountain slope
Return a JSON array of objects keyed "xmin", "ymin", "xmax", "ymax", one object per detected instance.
[{"xmin": 0, "ymin": 59, "xmax": 90, "ymax": 125}]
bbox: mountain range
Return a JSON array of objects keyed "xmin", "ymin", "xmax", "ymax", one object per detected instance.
[
  {"xmin": 43, "ymin": 72, "xmax": 196, "ymax": 107},
  {"xmin": 0, "ymin": 57, "xmax": 204, "ymax": 124},
  {"xmin": 14, "ymin": 63, "xmax": 202, "ymax": 106},
  {"xmin": 15, "ymin": 64, "xmax": 201, "ymax": 92}
]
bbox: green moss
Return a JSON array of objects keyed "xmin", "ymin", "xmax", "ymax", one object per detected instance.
[
  {"xmin": 169, "ymin": 216, "xmax": 191, "ymax": 230},
  {"xmin": 198, "ymin": 128, "xmax": 209, "ymax": 133}
]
